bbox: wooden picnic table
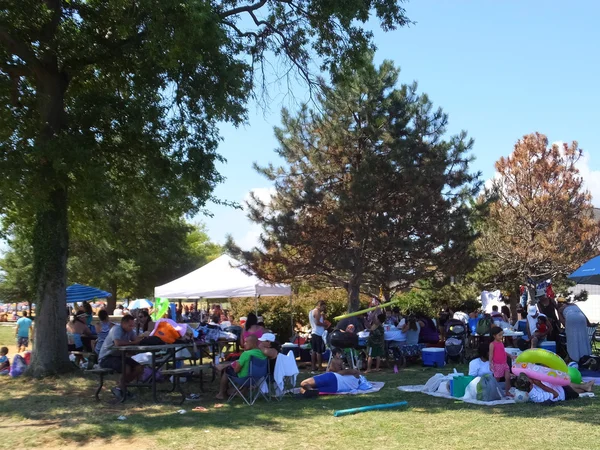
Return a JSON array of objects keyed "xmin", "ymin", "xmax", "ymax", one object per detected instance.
[{"xmin": 115, "ymin": 342, "xmax": 195, "ymax": 402}]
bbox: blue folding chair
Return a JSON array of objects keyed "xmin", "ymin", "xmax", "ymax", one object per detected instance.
[{"xmin": 227, "ymin": 356, "xmax": 270, "ymax": 405}]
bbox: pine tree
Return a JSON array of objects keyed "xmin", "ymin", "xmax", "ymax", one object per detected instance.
[
  {"xmin": 230, "ymin": 58, "xmax": 483, "ymax": 311},
  {"xmin": 477, "ymin": 133, "xmax": 600, "ymax": 285}
]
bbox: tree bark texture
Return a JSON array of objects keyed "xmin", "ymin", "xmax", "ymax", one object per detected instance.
[
  {"xmin": 347, "ymin": 279, "xmax": 361, "ymax": 313},
  {"xmin": 28, "ymin": 187, "xmax": 72, "ymax": 377},
  {"xmin": 27, "ymin": 62, "xmax": 73, "ymax": 376}
]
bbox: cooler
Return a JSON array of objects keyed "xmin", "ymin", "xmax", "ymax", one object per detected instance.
[
  {"xmin": 504, "ymin": 347, "xmax": 522, "ymax": 362},
  {"xmin": 540, "ymin": 341, "xmax": 557, "ymax": 353},
  {"xmin": 468, "ymin": 318, "xmax": 479, "ymax": 334},
  {"xmin": 422, "ymin": 347, "xmax": 446, "ymax": 367},
  {"xmin": 282, "ymin": 343, "xmax": 299, "ymax": 358},
  {"xmin": 450, "ymin": 375, "xmax": 475, "ymax": 397}
]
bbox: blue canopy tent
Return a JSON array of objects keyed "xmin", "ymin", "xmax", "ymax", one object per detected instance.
[
  {"xmin": 66, "ymin": 283, "xmax": 111, "ymax": 303},
  {"xmin": 568, "ymin": 255, "xmax": 600, "ymax": 285}
]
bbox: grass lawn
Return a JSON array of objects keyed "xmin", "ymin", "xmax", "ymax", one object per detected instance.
[{"xmin": 0, "ymin": 326, "xmax": 598, "ymax": 450}]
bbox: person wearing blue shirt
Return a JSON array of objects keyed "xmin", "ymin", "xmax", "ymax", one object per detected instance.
[{"xmin": 15, "ymin": 311, "xmax": 33, "ymax": 352}]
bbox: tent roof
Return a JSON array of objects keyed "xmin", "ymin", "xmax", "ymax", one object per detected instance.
[{"xmin": 154, "ymin": 254, "xmax": 291, "ymax": 299}]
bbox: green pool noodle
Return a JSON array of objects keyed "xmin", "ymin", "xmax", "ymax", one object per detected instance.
[
  {"xmin": 333, "ymin": 300, "xmax": 399, "ymax": 321},
  {"xmin": 333, "ymin": 401, "xmax": 408, "ymax": 417}
]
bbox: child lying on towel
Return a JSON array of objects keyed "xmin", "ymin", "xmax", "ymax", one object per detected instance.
[{"xmin": 300, "ymin": 347, "xmax": 360, "ymax": 394}]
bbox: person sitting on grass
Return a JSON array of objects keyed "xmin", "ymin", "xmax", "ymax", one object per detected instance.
[
  {"xmin": 0, "ymin": 347, "xmax": 9, "ymax": 375},
  {"xmin": 215, "ymin": 334, "xmax": 266, "ymax": 400},
  {"xmin": 365, "ymin": 313, "xmax": 385, "ymax": 373},
  {"xmin": 98, "ymin": 314, "xmax": 146, "ymax": 401},
  {"xmin": 468, "ymin": 343, "xmax": 492, "ymax": 377},
  {"xmin": 300, "ymin": 347, "xmax": 360, "ymax": 394},
  {"xmin": 515, "ymin": 373, "xmax": 595, "ymax": 403}
]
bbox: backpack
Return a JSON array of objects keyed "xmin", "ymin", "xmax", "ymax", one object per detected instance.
[{"xmin": 476, "ymin": 317, "xmax": 493, "ymax": 336}]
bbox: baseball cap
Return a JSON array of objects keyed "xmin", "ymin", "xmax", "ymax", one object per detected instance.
[
  {"xmin": 527, "ymin": 305, "xmax": 538, "ymax": 316},
  {"xmin": 258, "ymin": 333, "xmax": 276, "ymax": 342}
]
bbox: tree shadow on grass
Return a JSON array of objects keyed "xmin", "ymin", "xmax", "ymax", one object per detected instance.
[{"xmin": 2, "ymin": 365, "xmax": 598, "ymax": 446}]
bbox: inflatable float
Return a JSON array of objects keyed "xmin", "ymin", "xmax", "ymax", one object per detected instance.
[{"xmin": 512, "ymin": 348, "xmax": 571, "ymax": 386}]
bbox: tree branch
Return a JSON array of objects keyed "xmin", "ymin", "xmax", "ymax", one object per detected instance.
[
  {"xmin": 219, "ymin": 0, "xmax": 268, "ymax": 19},
  {"xmin": 0, "ymin": 27, "xmax": 40, "ymax": 68},
  {"xmin": 64, "ymin": 30, "xmax": 147, "ymax": 73}
]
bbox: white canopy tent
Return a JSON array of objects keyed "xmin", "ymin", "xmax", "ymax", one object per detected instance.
[{"xmin": 154, "ymin": 254, "xmax": 291, "ymax": 299}]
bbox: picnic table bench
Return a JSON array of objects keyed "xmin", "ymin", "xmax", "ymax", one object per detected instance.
[
  {"xmin": 161, "ymin": 364, "xmax": 211, "ymax": 404},
  {"xmin": 84, "ymin": 367, "xmax": 115, "ymax": 400}
]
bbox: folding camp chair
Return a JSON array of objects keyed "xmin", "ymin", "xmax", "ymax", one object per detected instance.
[
  {"xmin": 588, "ymin": 324, "xmax": 599, "ymax": 355},
  {"xmin": 269, "ymin": 353, "xmax": 298, "ymax": 401},
  {"xmin": 227, "ymin": 356, "xmax": 270, "ymax": 405}
]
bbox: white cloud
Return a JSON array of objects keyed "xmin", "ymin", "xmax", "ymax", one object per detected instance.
[
  {"xmin": 236, "ymin": 187, "xmax": 277, "ymax": 250},
  {"xmin": 243, "ymin": 186, "xmax": 276, "ymax": 207},
  {"xmin": 576, "ymin": 151, "xmax": 600, "ymax": 207}
]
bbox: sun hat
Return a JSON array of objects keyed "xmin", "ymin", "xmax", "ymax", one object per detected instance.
[{"xmin": 258, "ymin": 333, "xmax": 276, "ymax": 342}]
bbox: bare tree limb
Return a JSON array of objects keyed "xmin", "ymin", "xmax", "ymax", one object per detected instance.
[{"xmin": 219, "ymin": 0, "xmax": 268, "ymax": 19}]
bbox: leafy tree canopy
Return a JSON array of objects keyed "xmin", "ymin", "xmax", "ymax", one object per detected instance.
[{"xmin": 0, "ymin": 0, "xmax": 411, "ymax": 375}]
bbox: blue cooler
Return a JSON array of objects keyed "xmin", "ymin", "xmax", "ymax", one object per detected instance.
[
  {"xmin": 540, "ymin": 341, "xmax": 557, "ymax": 353},
  {"xmin": 468, "ymin": 318, "xmax": 479, "ymax": 334},
  {"xmin": 422, "ymin": 347, "xmax": 446, "ymax": 367}
]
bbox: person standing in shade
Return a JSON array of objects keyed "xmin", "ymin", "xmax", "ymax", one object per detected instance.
[
  {"xmin": 309, "ymin": 300, "xmax": 327, "ymax": 373},
  {"xmin": 15, "ymin": 311, "xmax": 33, "ymax": 353},
  {"xmin": 559, "ymin": 302, "xmax": 592, "ymax": 362}
]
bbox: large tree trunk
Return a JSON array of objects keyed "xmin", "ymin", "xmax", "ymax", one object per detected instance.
[
  {"xmin": 347, "ymin": 278, "xmax": 361, "ymax": 312},
  {"xmin": 107, "ymin": 280, "xmax": 118, "ymax": 313},
  {"xmin": 28, "ymin": 187, "xmax": 72, "ymax": 377},
  {"xmin": 27, "ymin": 60, "xmax": 72, "ymax": 376}
]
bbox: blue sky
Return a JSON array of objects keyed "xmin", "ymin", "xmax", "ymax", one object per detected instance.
[{"xmin": 199, "ymin": 0, "xmax": 600, "ymax": 249}]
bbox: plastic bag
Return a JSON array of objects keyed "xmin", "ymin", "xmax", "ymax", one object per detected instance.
[
  {"xmin": 462, "ymin": 377, "xmax": 481, "ymax": 400},
  {"xmin": 141, "ymin": 366, "xmax": 163, "ymax": 383},
  {"xmin": 476, "ymin": 374, "xmax": 501, "ymax": 401},
  {"xmin": 10, "ymin": 354, "xmax": 27, "ymax": 377},
  {"xmin": 131, "ymin": 352, "xmax": 153, "ymax": 365},
  {"xmin": 176, "ymin": 348, "xmax": 192, "ymax": 359}
]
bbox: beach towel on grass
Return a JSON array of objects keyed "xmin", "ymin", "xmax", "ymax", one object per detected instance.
[
  {"xmin": 321, "ymin": 381, "xmax": 385, "ymax": 395},
  {"xmin": 398, "ymin": 384, "xmax": 515, "ymax": 406},
  {"xmin": 397, "ymin": 385, "xmax": 594, "ymax": 405},
  {"xmin": 292, "ymin": 381, "xmax": 385, "ymax": 396}
]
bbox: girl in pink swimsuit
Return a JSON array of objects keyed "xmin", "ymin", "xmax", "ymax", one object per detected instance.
[{"xmin": 489, "ymin": 326, "xmax": 512, "ymax": 397}]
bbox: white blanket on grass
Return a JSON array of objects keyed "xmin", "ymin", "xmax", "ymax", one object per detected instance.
[
  {"xmin": 398, "ymin": 385, "xmax": 594, "ymax": 405},
  {"xmin": 398, "ymin": 384, "xmax": 516, "ymax": 406}
]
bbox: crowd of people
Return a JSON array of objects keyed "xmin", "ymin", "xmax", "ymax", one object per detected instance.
[{"xmin": 2, "ymin": 292, "xmax": 595, "ymax": 405}]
